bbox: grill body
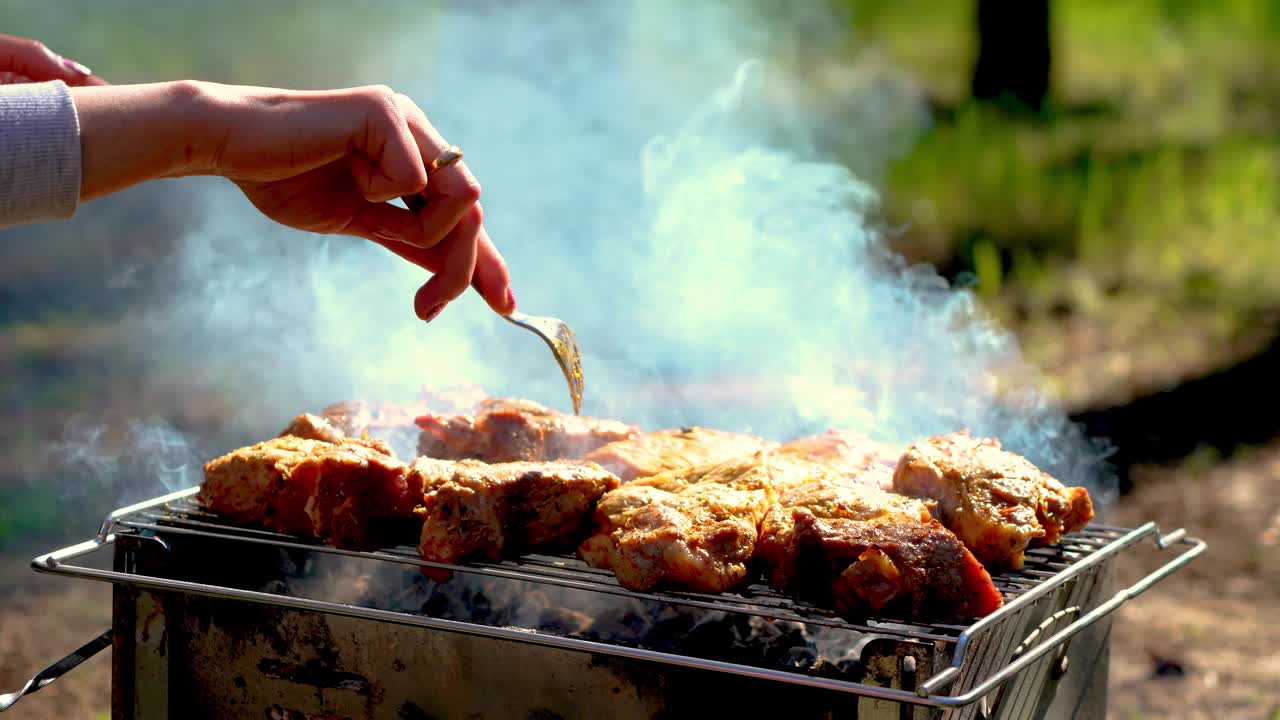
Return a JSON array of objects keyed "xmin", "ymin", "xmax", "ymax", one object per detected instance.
[
  {"xmin": 13, "ymin": 489, "xmax": 1201, "ymax": 719},
  {"xmin": 108, "ymin": 529, "xmax": 1113, "ymax": 720}
]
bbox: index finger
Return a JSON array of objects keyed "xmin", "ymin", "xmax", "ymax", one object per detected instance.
[
  {"xmin": 471, "ymin": 226, "xmax": 515, "ymax": 315},
  {"xmin": 367, "ymin": 216, "xmax": 515, "ymax": 317}
]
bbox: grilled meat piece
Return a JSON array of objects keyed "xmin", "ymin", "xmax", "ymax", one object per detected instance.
[
  {"xmin": 416, "ymin": 397, "xmax": 637, "ymax": 462},
  {"xmin": 319, "ymin": 400, "xmax": 424, "ymax": 438},
  {"xmin": 306, "ymin": 388, "xmax": 490, "ymax": 457},
  {"xmin": 280, "ymin": 413, "xmax": 347, "ymax": 443},
  {"xmin": 584, "ymin": 427, "xmax": 776, "ymax": 483},
  {"xmin": 892, "ymin": 431, "xmax": 1095, "ymax": 571},
  {"xmin": 200, "ymin": 435, "xmax": 419, "ymax": 549},
  {"xmin": 414, "ymin": 457, "xmax": 619, "ymax": 576},
  {"xmin": 580, "ymin": 451, "xmax": 822, "ymax": 592},
  {"xmin": 758, "ymin": 472, "xmax": 1003, "ymax": 620},
  {"xmin": 777, "ymin": 430, "xmax": 901, "ymax": 490}
]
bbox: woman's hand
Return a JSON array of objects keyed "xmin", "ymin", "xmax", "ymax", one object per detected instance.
[
  {"xmin": 0, "ymin": 33, "xmax": 106, "ymax": 86},
  {"xmin": 71, "ymin": 81, "xmax": 514, "ymax": 320}
]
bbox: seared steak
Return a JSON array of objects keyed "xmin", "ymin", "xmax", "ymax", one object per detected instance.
[
  {"xmin": 280, "ymin": 413, "xmax": 346, "ymax": 443},
  {"xmin": 414, "ymin": 457, "xmax": 620, "ymax": 577},
  {"xmin": 892, "ymin": 431, "xmax": 1094, "ymax": 571},
  {"xmin": 584, "ymin": 427, "xmax": 776, "ymax": 482},
  {"xmin": 200, "ymin": 434, "xmax": 417, "ymax": 549},
  {"xmin": 318, "ymin": 401, "xmax": 422, "ymax": 438},
  {"xmin": 416, "ymin": 397, "xmax": 637, "ymax": 462},
  {"xmin": 777, "ymin": 430, "xmax": 901, "ymax": 490},
  {"xmin": 580, "ymin": 451, "xmax": 821, "ymax": 592},
  {"xmin": 758, "ymin": 471, "xmax": 1003, "ymax": 620}
]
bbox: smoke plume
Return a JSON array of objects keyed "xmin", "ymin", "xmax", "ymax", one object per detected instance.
[{"xmin": 50, "ymin": 0, "xmax": 1110, "ymax": 506}]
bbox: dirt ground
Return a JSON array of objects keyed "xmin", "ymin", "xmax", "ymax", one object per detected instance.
[
  {"xmin": 1, "ymin": 445, "xmax": 1276, "ymax": 720},
  {"xmin": 1106, "ymin": 444, "xmax": 1280, "ymax": 720}
]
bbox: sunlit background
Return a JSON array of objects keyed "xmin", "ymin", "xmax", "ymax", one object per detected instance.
[{"xmin": 2, "ymin": 1, "xmax": 1278, "ymax": 717}]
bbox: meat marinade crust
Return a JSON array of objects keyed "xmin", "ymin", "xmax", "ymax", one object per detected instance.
[
  {"xmin": 317, "ymin": 386, "xmax": 489, "ymax": 438},
  {"xmin": 584, "ymin": 426, "xmax": 777, "ymax": 483},
  {"xmin": 583, "ymin": 433, "xmax": 1004, "ymax": 619},
  {"xmin": 579, "ymin": 450, "xmax": 827, "ymax": 593},
  {"xmin": 777, "ymin": 430, "xmax": 901, "ymax": 490},
  {"xmin": 414, "ymin": 457, "xmax": 620, "ymax": 579},
  {"xmin": 199, "ymin": 433, "xmax": 418, "ymax": 550},
  {"xmin": 279, "ymin": 412, "xmax": 346, "ymax": 443},
  {"xmin": 205, "ymin": 405, "xmax": 1080, "ymax": 622},
  {"xmin": 205, "ymin": 411, "xmax": 624, "ymax": 562},
  {"xmin": 416, "ymin": 397, "xmax": 638, "ymax": 462},
  {"xmin": 757, "ymin": 470, "xmax": 1004, "ymax": 620},
  {"xmin": 892, "ymin": 431, "xmax": 1095, "ymax": 572}
]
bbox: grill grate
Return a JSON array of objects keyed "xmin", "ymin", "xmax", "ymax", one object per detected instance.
[
  {"xmin": 29, "ymin": 486, "xmax": 1204, "ymax": 711},
  {"xmin": 115, "ymin": 494, "xmax": 1119, "ymax": 646}
]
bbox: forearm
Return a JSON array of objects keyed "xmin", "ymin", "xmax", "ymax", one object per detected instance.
[{"xmin": 70, "ymin": 80, "xmax": 209, "ymax": 200}]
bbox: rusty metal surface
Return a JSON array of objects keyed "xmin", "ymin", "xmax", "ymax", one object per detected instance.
[
  {"xmin": 111, "ymin": 586, "xmax": 1111, "ymax": 720},
  {"xmin": 105, "ymin": 529, "xmax": 1119, "ymax": 720},
  {"xmin": 116, "ymin": 591, "xmax": 926, "ymax": 719},
  {"xmin": 109, "ymin": 532, "xmax": 934, "ymax": 719}
]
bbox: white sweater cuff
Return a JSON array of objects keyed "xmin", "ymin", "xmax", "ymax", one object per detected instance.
[{"xmin": 0, "ymin": 80, "xmax": 82, "ymax": 227}]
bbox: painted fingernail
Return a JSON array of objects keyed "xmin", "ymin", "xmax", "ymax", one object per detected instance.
[
  {"xmin": 423, "ymin": 303, "xmax": 446, "ymax": 323},
  {"xmin": 62, "ymin": 58, "xmax": 92, "ymax": 76},
  {"xmin": 505, "ymin": 287, "xmax": 517, "ymax": 311}
]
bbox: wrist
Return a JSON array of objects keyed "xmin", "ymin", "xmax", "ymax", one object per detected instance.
[
  {"xmin": 70, "ymin": 80, "xmax": 213, "ymax": 199},
  {"xmin": 152, "ymin": 79, "xmax": 216, "ymax": 177}
]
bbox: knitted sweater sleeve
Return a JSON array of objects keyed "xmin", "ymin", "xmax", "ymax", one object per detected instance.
[{"xmin": 0, "ymin": 80, "xmax": 81, "ymax": 227}]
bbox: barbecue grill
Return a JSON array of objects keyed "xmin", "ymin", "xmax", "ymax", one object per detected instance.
[{"xmin": 7, "ymin": 486, "xmax": 1203, "ymax": 719}]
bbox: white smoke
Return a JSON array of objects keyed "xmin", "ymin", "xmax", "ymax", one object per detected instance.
[
  {"xmin": 55, "ymin": 0, "xmax": 1107, "ymax": 503},
  {"xmin": 51, "ymin": 414, "xmax": 200, "ymax": 507}
]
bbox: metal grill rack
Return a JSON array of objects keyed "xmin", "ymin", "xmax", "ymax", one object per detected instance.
[{"xmin": 30, "ymin": 486, "xmax": 1205, "ymax": 710}]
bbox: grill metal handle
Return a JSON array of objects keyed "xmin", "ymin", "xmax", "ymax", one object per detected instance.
[
  {"xmin": 917, "ymin": 524, "xmax": 1206, "ymax": 703},
  {"xmin": 0, "ymin": 488, "xmax": 197, "ymax": 713},
  {"xmin": 0, "ymin": 629, "xmax": 113, "ymax": 713}
]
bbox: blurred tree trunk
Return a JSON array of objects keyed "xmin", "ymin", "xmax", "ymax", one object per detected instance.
[{"xmin": 971, "ymin": 0, "xmax": 1051, "ymax": 113}]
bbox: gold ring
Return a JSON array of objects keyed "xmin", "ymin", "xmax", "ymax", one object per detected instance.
[{"xmin": 428, "ymin": 146, "xmax": 463, "ymax": 174}]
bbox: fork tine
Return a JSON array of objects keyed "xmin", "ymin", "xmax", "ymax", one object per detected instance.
[{"xmin": 504, "ymin": 311, "xmax": 584, "ymax": 414}]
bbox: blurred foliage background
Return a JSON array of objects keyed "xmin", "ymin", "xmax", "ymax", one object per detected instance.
[{"xmin": 861, "ymin": 0, "xmax": 1280, "ymax": 412}]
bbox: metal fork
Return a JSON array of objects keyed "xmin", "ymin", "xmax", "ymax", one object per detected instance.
[
  {"xmin": 401, "ymin": 147, "xmax": 584, "ymax": 415},
  {"xmin": 0, "ymin": 630, "xmax": 113, "ymax": 712},
  {"xmin": 504, "ymin": 310, "xmax": 584, "ymax": 415}
]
